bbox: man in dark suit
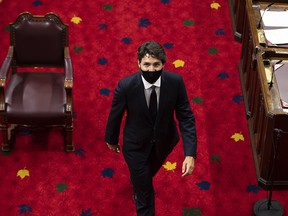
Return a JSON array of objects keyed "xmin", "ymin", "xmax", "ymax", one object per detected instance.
[{"xmin": 105, "ymin": 40, "xmax": 197, "ymax": 216}]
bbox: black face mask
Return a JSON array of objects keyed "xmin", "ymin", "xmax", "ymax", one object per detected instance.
[{"xmin": 141, "ymin": 69, "xmax": 162, "ymax": 84}]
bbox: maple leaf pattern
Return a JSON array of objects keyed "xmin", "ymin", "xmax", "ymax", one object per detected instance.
[
  {"xmin": 231, "ymin": 132, "xmax": 244, "ymax": 142},
  {"xmin": 163, "ymin": 42, "xmax": 173, "ymax": 49},
  {"xmin": 139, "ymin": 18, "xmax": 151, "ymax": 28},
  {"xmin": 73, "ymin": 46, "xmax": 84, "ymax": 54},
  {"xmin": 98, "ymin": 58, "xmax": 108, "ymax": 65},
  {"xmin": 218, "ymin": 71, "xmax": 229, "ymax": 79},
  {"xmin": 102, "ymin": 4, "xmax": 112, "ymax": 10},
  {"xmin": 32, "ymin": 0, "xmax": 42, "ymax": 6},
  {"xmin": 210, "ymin": 155, "xmax": 221, "ymax": 163},
  {"xmin": 99, "ymin": 23, "xmax": 107, "ymax": 30},
  {"xmin": 162, "ymin": 161, "xmax": 177, "ymax": 171},
  {"xmin": 75, "ymin": 148, "xmax": 86, "ymax": 157},
  {"xmin": 233, "ymin": 95, "xmax": 244, "ymax": 104},
  {"xmin": 215, "ymin": 28, "xmax": 226, "ymax": 35},
  {"xmin": 183, "ymin": 207, "xmax": 201, "ymax": 216},
  {"xmin": 192, "ymin": 97, "xmax": 203, "ymax": 105},
  {"xmin": 173, "ymin": 60, "xmax": 185, "ymax": 68},
  {"xmin": 121, "ymin": 37, "xmax": 132, "ymax": 44},
  {"xmin": 208, "ymin": 47, "xmax": 218, "ymax": 55},
  {"xmin": 196, "ymin": 180, "xmax": 210, "ymax": 190},
  {"xmin": 18, "ymin": 204, "xmax": 32, "ymax": 214},
  {"xmin": 161, "ymin": 0, "xmax": 170, "ymax": 4},
  {"xmin": 56, "ymin": 183, "xmax": 68, "ymax": 192},
  {"xmin": 102, "ymin": 168, "xmax": 114, "ymax": 178},
  {"xmin": 71, "ymin": 16, "xmax": 82, "ymax": 24},
  {"xmin": 100, "ymin": 88, "xmax": 110, "ymax": 96},
  {"xmin": 17, "ymin": 168, "xmax": 30, "ymax": 179},
  {"xmin": 81, "ymin": 208, "xmax": 93, "ymax": 216},
  {"xmin": 211, "ymin": 1, "xmax": 221, "ymax": 10},
  {"xmin": 183, "ymin": 20, "xmax": 195, "ymax": 26},
  {"xmin": 247, "ymin": 185, "xmax": 261, "ymax": 194}
]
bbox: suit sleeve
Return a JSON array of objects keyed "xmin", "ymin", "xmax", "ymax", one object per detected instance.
[
  {"xmin": 175, "ymin": 77, "xmax": 197, "ymax": 158},
  {"xmin": 105, "ymin": 81, "xmax": 126, "ymax": 145}
]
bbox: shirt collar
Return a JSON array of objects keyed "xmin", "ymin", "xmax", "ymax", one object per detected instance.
[{"xmin": 141, "ymin": 75, "xmax": 161, "ymax": 90}]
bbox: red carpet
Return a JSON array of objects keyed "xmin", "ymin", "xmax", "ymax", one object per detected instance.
[{"xmin": 0, "ymin": 0, "xmax": 288, "ymax": 215}]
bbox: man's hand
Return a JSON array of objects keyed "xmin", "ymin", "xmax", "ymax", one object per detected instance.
[
  {"xmin": 106, "ymin": 143, "xmax": 121, "ymax": 153},
  {"xmin": 182, "ymin": 156, "xmax": 195, "ymax": 177}
]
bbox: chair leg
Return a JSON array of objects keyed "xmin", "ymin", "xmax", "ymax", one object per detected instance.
[
  {"xmin": 0, "ymin": 120, "xmax": 10, "ymax": 151},
  {"xmin": 1, "ymin": 124, "xmax": 17, "ymax": 151},
  {"xmin": 65, "ymin": 125, "xmax": 74, "ymax": 152}
]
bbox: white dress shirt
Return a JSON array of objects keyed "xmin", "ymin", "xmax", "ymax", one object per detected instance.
[{"xmin": 141, "ymin": 75, "xmax": 161, "ymax": 109}]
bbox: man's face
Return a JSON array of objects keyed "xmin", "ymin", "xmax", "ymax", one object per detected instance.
[{"xmin": 138, "ymin": 54, "xmax": 163, "ymax": 72}]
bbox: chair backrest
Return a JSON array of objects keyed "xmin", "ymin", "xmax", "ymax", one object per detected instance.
[{"xmin": 10, "ymin": 12, "xmax": 68, "ymax": 67}]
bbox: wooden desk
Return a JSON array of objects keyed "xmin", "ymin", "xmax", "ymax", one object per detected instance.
[
  {"xmin": 239, "ymin": 0, "xmax": 288, "ymax": 189},
  {"xmin": 228, "ymin": 0, "xmax": 288, "ymax": 42}
]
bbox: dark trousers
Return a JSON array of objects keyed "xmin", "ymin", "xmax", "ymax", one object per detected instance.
[{"xmin": 128, "ymin": 145, "xmax": 161, "ymax": 216}]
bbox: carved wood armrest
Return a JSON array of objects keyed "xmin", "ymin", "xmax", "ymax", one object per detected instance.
[
  {"xmin": 0, "ymin": 46, "xmax": 13, "ymax": 82},
  {"xmin": 0, "ymin": 46, "xmax": 13, "ymax": 111},
  {"xmin": 64, "ymin": 47, "xmax": 73, "ymax": 113},
  {"xmin": 64, "ymin": 47, "xmax": 73, "ymax": 89}
]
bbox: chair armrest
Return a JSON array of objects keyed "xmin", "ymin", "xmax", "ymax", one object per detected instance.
[
  {"xmin": 64, "ymin": 47, "xmax": 73, "ymax": 113},
  {"xmin": 64, "ymin": 47, "xmax": 73, "ymax": 88},
  {"xmin": 0, "ymin": 46, "xmax": 13, "ymax": 86},
  {"xmin": 0, "ymin": 46, "xmax": 13, "ymax": 111}
]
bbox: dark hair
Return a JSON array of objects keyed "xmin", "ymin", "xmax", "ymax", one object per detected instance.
[{"xmin": 137, "ymin": 40, "xmax": 166, "ymax": 64}]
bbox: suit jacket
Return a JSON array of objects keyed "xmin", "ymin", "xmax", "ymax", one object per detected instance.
[{"xmin": 105, "ymin": 70, "xmax": 197, "ymax": 170}]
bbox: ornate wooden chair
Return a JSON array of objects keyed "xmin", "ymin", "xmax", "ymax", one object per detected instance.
[{"xmin": 0, "ymin": 12, "xmax": 74, "ymax": 151}]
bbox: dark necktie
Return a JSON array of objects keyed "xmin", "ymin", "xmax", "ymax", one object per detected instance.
[{"xmin": 149, "ymin": 85, "xmax": 157, "ymax": 123}]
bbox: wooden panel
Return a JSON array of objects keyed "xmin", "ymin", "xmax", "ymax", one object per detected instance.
[
  {"xmin": 228, "ymin": 0, "xmax": 246, "ymax": 41},
  {"xmin": 239, "ymin": 0, "xmax": 288, "ymax": 190}
]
